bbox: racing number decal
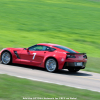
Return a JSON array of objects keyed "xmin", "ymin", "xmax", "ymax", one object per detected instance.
[{"xmin": 32, "ymin": 53, "xmax": 36, "ymax": 59}]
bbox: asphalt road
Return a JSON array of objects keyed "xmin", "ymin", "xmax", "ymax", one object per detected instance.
[{"xmin": 0, "ymin": 63, "xmax": 100, "ymax": 92}]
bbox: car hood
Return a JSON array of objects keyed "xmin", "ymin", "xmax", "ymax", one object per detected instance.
[{"xmin": 2, "ymin": 48, "xmax": 24, "ymax": 51}]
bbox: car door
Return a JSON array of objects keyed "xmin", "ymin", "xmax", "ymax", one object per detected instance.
[{"xmin": 20, "ymin": 45, "xmax": 47, "ymax": 66}]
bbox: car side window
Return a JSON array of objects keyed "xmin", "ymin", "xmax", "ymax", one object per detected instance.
[
  {"xmin": 29, "ymin": 45, "xmax": 47, "ymax": 51},
  {"xmin": 45, "ymin": 47, "xmax": 51, "ymax": 51},
  {"xmin": 28, "ymin": 45, "xmax": 56, "ymax": 51}
]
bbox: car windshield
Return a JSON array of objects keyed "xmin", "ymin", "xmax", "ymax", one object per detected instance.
[{"xmin": 54, "ymin": 45, "xmax": 76, "ymax": 53}]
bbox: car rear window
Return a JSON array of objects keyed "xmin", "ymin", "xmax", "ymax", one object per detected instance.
[{"xmin": 54, "ymin": 45, "xmax": 76, "ymax": 53}]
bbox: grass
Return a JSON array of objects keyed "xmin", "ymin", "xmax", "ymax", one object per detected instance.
[
  {"xmin": 0, "ymin": 74, "xmax": 100, "ymax": 100},
  {"xmin": 0, "ymin": 0, "xmax": 100, "ymax": 73},
  {"xmin": 84, "ymin": 57, "xmax": 100, "ymax": 73}
]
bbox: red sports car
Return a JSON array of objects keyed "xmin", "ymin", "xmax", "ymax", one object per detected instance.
[{"xmin": 0, "ymin": 43, "xmax": 87, "ymax": 72}]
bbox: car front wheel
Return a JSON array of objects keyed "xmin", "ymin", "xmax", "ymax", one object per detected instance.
[
  {"xmin": 45, "ymin": 58, "xmax": 58, "ymax": 72},
  {"xmin": 1, "ymin": 51, "xmax": 12, "ymax": 65}
]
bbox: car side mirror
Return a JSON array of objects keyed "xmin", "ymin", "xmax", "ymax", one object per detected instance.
[
  {"xmin": 24, "ymin": 48, "xmax": 29, "ymax": 52},
  {"xmin": 26, "ymin": 48, "xmax": 29, "ymax": 52}
]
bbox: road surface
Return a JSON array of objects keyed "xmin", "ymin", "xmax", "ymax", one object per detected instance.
[{"xmin": 0, "ymin": 63, "xmax": 100, "ymax": 92}]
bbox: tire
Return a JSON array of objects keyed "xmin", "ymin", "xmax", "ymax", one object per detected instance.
[
  {"xmin": 1, "ymin": 51, "xmax": 12, "ymax": 65},
  {"xmin": 45, "ymin": 58, "xmax": 58, "ymax": 72},
  {"xmin": 68, "ymin": 68, "xmax": 80, "ymax": 72}
]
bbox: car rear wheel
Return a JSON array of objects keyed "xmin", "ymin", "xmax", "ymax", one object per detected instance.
[
  {"xmin": 45, "ymin": 58, "xmax": 58, "ymax": 72},
  {"xmin": 68, "ymin": 68, "xmax": 80, "ymax": 72},
  {"xmin": 1, "ymin": 51, "xmax": 12, "ymax": 65}
]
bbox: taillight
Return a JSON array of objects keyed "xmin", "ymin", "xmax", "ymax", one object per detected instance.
[
  {"xmin": 66, "ymin": 55, "xmax": 76, "ymax": 58},
  {"xmin": 83, "ymin": 55, "xmax": 87, "ymax": 59}
]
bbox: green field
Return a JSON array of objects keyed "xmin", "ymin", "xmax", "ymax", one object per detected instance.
[
  {"xmin": 0, "ymin": 0, "xmax": 100, "ymax": 73},
  {"xmin": 0, "ymin": 74, "xmax": 100, "ymax": 100}
]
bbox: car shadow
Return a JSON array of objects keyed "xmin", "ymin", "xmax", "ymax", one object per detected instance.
[
  {"xmin": 57, "ymin": 69, "xmax": 92, "ymax": 76},
  {"xmin": 10, "ymin": 63, "xmax": 92, "ymax": 76}
]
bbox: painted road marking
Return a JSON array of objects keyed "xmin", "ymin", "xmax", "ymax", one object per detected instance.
[{"xmin": 76, "ymin": 76, "xmax": 100, "ymax": 81}]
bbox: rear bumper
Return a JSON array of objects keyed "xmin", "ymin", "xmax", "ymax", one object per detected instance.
[{"xmin": 63, "ymin": 62, "xmax": 86, "ymax": 69}]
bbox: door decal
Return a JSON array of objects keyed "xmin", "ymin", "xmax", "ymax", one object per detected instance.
[{"xmin": 32, "ymin": 53, "xmax": 36, "ymax": 59}]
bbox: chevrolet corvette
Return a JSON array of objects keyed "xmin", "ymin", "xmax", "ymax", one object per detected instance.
[{"xmin": 0, "ymin": 43, "xmax": 87, "ymax": 72}]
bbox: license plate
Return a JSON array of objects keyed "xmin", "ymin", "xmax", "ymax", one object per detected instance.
[{"xmin": 76, "ymin": 62, "xmax": 82, "ymax": 66}]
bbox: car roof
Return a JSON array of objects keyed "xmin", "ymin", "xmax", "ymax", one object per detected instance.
[
  {"xmin": 37, "ymin": 43, "xmax": 60, "ymax": 47},
  {"xmin": 37, "ymin": 43, "xmax": 78, "ymax": 53}
]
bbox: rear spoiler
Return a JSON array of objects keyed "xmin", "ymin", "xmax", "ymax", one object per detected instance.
[{"xmin": 66, "ymin": 53, "xmax": 86, "ymax": 55}]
